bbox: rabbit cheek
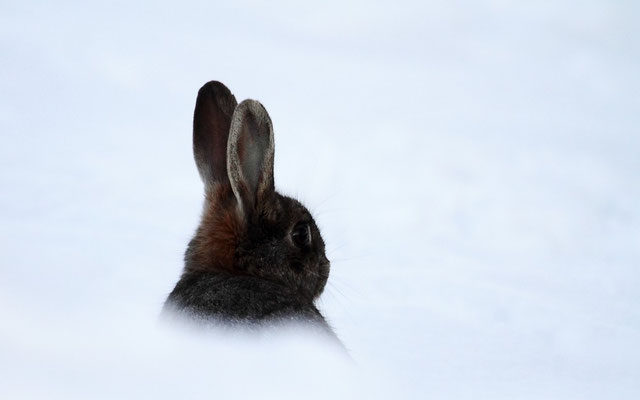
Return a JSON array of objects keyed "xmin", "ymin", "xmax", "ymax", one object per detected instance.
[{"xmin": 290, "ymin": 261, "xmax": 304, "ymax": 273}]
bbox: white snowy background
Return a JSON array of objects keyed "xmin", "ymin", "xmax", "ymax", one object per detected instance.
[{"xmin": 1, "ymin": 1, "xmax": 639, "ymax": 398}]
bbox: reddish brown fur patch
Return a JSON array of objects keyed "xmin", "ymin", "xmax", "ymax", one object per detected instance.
[{"xmin": 185, "ymin": 184, "xmax": 243, "ymax": 273}]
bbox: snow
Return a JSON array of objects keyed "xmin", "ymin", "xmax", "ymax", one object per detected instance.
[{"xmin": 1, "ymin": 1, "xmax": 639, "ymax": 398}]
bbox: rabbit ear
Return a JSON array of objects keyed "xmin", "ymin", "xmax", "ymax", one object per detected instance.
[
  {"xmin": 227, "ymin": 99, "xmax": 275, "ymax": 214},
  {"xmin": 193, "ymin": 81, "xmax": 238, "ymax": 188}
]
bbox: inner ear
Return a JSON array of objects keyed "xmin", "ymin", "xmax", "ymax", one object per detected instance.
[
  {"xmin": 238, "ymin": 113, "xmax": 271, "ymax": 193},
  {"xmin": 227, "ymin": 99, "xmax": 275, "ymax": 214},
  {"xmin": 193, "ymin": 81, "xmax": 237, "ymax": 187}
]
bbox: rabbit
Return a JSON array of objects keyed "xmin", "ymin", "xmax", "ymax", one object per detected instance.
[{"xmin": 162, "ymin": 81, "xmax": 340, "ymax": 342}]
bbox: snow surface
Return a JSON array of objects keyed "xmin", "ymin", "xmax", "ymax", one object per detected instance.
[{"xmin": 1, "ymin": 1, "xmax": 639, "ymax": 398}]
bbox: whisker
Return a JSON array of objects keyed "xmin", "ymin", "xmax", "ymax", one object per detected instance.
[
  {"xmin": 329, "ymin": 276, "xmax": 362, "ymax": 297},
  {"xmin": 327, "ymin": 243, "xmax": 348, "ymax": 254}
]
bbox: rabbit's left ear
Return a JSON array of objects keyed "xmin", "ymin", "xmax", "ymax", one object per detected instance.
[{"xmin": 227, "ymin": 99, "xmax": 275, "ymax": 214}]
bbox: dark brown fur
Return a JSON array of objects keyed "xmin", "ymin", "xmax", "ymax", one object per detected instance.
[{"xmin": 185, "ymin": 185, "xmax": 241, "ymax": 274}]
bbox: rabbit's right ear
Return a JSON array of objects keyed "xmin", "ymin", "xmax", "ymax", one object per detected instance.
[
  {"xmin": 193, "ymin": 81, "xmax": 238, "ymax": 188},
  {"xmin": 227, "ymin": 100, "xmax": 275, "ymax": 215}
]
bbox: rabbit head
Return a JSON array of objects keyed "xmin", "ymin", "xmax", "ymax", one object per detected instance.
[{"xmin": 184, "ymin": 81, "xmax": 330, "ymax": 302}]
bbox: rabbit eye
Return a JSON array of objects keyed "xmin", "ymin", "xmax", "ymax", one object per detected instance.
[{"xmin": 291, "ymin": 222, "xmax": 311, "ymax": 248}]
